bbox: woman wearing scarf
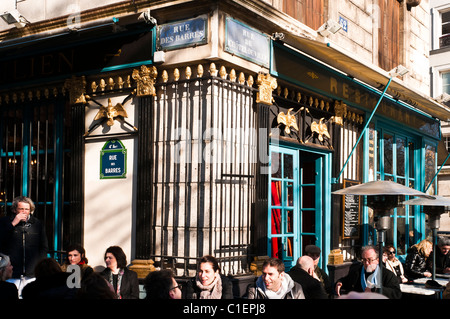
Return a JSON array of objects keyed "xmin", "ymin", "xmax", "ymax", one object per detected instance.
[
  {"xmin": 60, "ymin": 244, "xmax": 93, "ymax": 280},
  {"xmin": 384, "ymin": 245, "xmax": 408, "ymax": 283},
  {"xmin": 100, "ymin": 246, "xmax": 139, "ymax": 299},
  {"xmin": 185, "ymin": 255, "xmax": 233, "ymax": 299}
]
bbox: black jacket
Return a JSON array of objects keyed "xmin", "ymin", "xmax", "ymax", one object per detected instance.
[
  {"xmin": 435, "ymin": 247, "xmax": 450, "ymax": 274},
  {"xmin": 288, "ymin": 266, "xmax": 328, "ymax": 299},
  {"xmin": 336, "ymin": 263, "xmax": 402, "ymax": 299},
  {"xmin": 0, "ymin": 214, "xmax": 48, "ymax": 278},
  {"xmin": 100, "ymin": 267, "xmax": 139, "ymax": 299},
  {"xmin": 405, "ymin": 246, "xmax": 432, "ymax": 279},
  {"xmin": 21, "ymin": 272, "xmax": 77, "ymax": 299}
]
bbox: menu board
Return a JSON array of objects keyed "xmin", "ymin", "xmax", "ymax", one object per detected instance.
[{"xmin": 342, "ymin": 179, "xmax": 360, "ymax": 239}]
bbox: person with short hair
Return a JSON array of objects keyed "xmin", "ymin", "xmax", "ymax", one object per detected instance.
[
  {"xmin": 435, "ymin": 237, "xmax": 450, "ymax": 274},
  {"xmin": 247, "ymin": 257, "xmax": 305, "ymax": 299},
  {"xmin": 335, "ymin": 246, "xmax": 401, "ymax": 299},
  {"xmin": 288, "ymin": 255, "xmax": 328, "ymax": 299},
  {"xmin": 0, "ymin": 253, "xmax": 18, "ymax": 299},
  {"xmin": 100, "ymin": 246, "xmax": 139, "ymax": 299},
  {"xmin": 0, "ymin": 196, "xmax": 48, "ymax": 296},
  {"xmin": 144, "ymin": 269, "xmax": 182, "ymax": 299}
]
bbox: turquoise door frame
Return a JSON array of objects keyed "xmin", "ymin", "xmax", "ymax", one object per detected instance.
[{"xmin": 268, "ymin": 143, "xmax": 331, "ymax": 271}]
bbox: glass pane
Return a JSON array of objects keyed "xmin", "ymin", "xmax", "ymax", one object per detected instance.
[
  {"xmin": 271, "ymin": 237, "xmax": 282, "ymax": 259},
  {"xmin": 271, "ymin": 181, "xmax": 282, "ymax": 206},
  {"xmin": 384, "ymin": 133, "xmax": 393, "ymax": 175},
  {"xmin": 302, "ymin": 161, "xmax": 315, "ymax": 184},
  {"xmin": 283, "ymin": 154, "xmax": 293, "ymax": 179},
  {"xmin": 286, "ymin": 182, "xmax": 294, "ymax": 206},
  {"xmin": 408, "ymin": 218, "xmax": 416, "ymax": 247},
  {"xmin": 424, "ymin": 144, "xmax": 436, "ymax": 194},
  {"xmin": 286, "ymin": 237, "xmax": 294, "ymax": 257},
  {"xmin": 397, "ymin": 218, "xmax": 406, "ymax": 255},
  {"xmin": 302, "ymin": 185, "xmax": 315, "ymax": 208},
  {"xmin": 302, "ymin": 235, "xmax": 316, "ymax": 251},
  {"xmin": 396, "ymin": 137, "xmax": 405, "ymax": 177},
  {"xmin": 386, "ymin": 216, "xmax": 395, "ymax": 246},
  {"xmin": 377, "ymin": 130, "xmax": 381, "ymax": 174},
  {"xmin": 271, "ymin": 152, "xmax": 281, "ymax": 178},
  {"xmin": 396, "ymin": 205, "xmax": 406, "ymax": 217},
  {"xmin": 286, "ymin": 209, "xmax": 294, "ymax": 234},
  {"xmin": 409, "ymin": 142, "xmax": 415, "ymax": 178},
  {"xmin": 368, "ymin": 126, "xmax": 376, "ymax": 181},
  {"xmin": 271, "ymin": 207, "xmax": 281, "ymax": 235},
  {"xmin": 302, "ymin": 210, "xmax": 315, "ymax": 233}
]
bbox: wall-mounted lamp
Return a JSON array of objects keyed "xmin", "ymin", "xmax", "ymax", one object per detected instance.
[
  {"xmin": 389, "ymin": 65, "xmax": 409, "ymax": 77},
  {"xmin": 317, "ymin": 20, "xmax": 342, "ymax": 37},
  {"xmin": 0, "ymin": 9, "xmax": 28, "ymax": 28}
]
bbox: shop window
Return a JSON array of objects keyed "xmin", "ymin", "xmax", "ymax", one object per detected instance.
[{"xmin": 371, "ymin": 128, "xmax": 419, "ymax": 255}]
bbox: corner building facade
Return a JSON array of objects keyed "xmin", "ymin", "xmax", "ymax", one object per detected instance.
[{"xmin": 0, "ymin": 0, "xmax": 449, "ymax": 289}]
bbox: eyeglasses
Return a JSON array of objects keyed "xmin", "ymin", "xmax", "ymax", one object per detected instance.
[
  {"xmin": 170, "ymin": 285, "xmax": 181, "ymax": 291},
  {"xmin": 362, "ymin": 258, "xmax": 377, "ymax": 264},
  {"xmin": 388, "ymin": 251, "xmax": 395, "ymax": 255}
]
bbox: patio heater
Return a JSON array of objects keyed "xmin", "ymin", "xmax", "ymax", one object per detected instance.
[
  {"xmin": 402, "ymin": 195, "xmax": 450, "ymax": 280},
  {"xmin": 333, "ymin": 180, "xmax": 432, "ymax": 294}
]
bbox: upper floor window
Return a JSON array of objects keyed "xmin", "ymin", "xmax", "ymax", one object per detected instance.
[{"xmin": 440, "ymin": 11, "xmax": 450, "ymax": 48}]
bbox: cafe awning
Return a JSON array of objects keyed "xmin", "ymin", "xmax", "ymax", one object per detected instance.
[{"xmin": 280, "ymin": 33, "xmax": 450, "ymax": 122}]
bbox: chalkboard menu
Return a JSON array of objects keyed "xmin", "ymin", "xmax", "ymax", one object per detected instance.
[{"xmin": 342, "ymin": 179, "xmax": 361, "ymax": 238}]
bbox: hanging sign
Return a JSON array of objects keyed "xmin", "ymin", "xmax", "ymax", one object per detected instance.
[
  {"xmin": 341, "ymin": 179, "xmax": 361, "ymax": 238},
  {"xmin": 100, "ymin": 139, "xmax": 127, "ymax": 179}
]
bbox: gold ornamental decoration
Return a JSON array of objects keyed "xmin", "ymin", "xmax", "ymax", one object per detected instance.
[
  {"xmin": 310, "ymin": 118, "xmax": 331, "ymax": 142},
  {"xmin": 277, "ymin": 108, "xmax": 299, "ymax": 135},
  {"xmin": 132, "ymin": 65, "xmax": 157, "ymax": 97},
  {"xmin": 94, "ymin": 98, "xmax": 129, "ymax": 127},
  {"xmin": 64, "ymin": 75, "xmax": 87, "ymax": 104},
  {"xmin": 256, "ymin": 73, "xmax": 277, "ymax": 105}
]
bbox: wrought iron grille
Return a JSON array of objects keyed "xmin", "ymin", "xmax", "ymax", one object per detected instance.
[{"xmin": 150, "ymin": 65, "xmax": 258, "ymax": 276}]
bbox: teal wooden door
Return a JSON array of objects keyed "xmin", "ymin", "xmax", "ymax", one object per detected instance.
[
  {"xmin": 268, "ymin": 145, "xmax": 325, "ymax": 269},
  {"xmin": 268, "ymin": 145, "xmax": 299, "ymax": 268}
]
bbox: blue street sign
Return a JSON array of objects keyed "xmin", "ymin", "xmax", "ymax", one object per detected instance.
[{"xmin": 100, "ymin": 139, "xmax": 127, "ymax": 179}]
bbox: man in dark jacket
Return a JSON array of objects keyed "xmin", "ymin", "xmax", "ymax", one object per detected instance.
[
  {"xmin": 247, "ymin": 257, "xmax": 305, "ymax": 299},
  {"xmin": 435, "ymin": 237, "xmax": 450, "ymax": 274},
  {"xmin": 288, "ymin": 255, "xmax": 328, "ymax": 299},
  {"xmin": 0, "ymin": 196, "xmax": 48, "ymax": 295},
  {"xmin": 335, "ymin": 245, "xmax": 402, "ymax": 299}
]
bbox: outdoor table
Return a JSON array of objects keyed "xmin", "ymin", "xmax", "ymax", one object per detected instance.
[
  {"xmin": 400, "ymin": 276, "xmax": 448, "ymax": 299},
  {"xmin": 400, "ymin": 283, "xmax": 443, "ymax": 298},
  {"xmin": 413, "ymin": 277, "xmax": 449, "ymax": 286}
]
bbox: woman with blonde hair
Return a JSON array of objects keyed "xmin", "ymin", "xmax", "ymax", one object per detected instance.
[{"xmin": 405, "ymin": 239, "xmax": 433, "ymax": 280}]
